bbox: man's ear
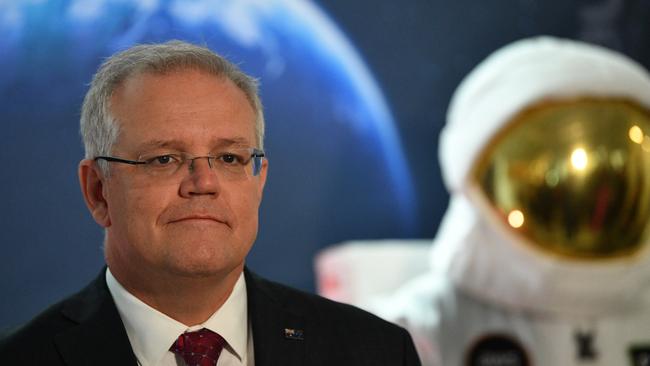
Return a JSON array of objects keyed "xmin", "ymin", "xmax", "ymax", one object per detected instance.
[
  {"xmin": 257, "ymin": 159, "xmax": 268, "ymax": 198},
  {"xmin": 79, "ymin": 159, "xmax": 111, "ymax": 228}
]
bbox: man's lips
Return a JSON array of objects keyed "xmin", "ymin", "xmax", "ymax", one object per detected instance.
[{"xmin": 168, "ymin": 215, "xmax": 228, "ymax": 225}]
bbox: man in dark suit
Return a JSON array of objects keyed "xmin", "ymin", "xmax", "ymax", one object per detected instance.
[{"xmin": 0, "ymin": 41, "xmax": 421, "ymax": 365}]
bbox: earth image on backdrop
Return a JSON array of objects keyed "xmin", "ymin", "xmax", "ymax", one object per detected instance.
[{"xmin": 0, "ymin": 0, "xmax": 417, "ymax": 327}]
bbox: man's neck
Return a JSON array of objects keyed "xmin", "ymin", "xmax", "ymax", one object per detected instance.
[{"xmin": 107, "ymin": 261, "xmax": 244, "ymax": 326}]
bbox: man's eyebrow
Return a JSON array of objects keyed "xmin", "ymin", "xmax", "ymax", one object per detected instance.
[
  {"xmin": 137, "ymin": 139, "xmax": 184, "ymax": 151},
  {"xmin": 214, "ymin": 137, "xmax": 253, "ymax": 147},
  {"xmin": 136, "ymin": 137, "xmax": 254, "ymax": 151}
]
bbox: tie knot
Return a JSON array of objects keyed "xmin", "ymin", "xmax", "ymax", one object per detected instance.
[{"xmin": 170, "ymin": 328, "xmax": 226, "ymax": 366}]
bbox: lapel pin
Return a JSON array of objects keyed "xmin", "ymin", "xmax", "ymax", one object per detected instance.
[{"xmin": 284, "ymin": 328, "xmax": 304, "ymax": 341}]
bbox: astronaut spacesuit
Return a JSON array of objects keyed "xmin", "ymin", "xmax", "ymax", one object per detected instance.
[{"xmin": 366, "ymin": 37, "xmax": 650, "ymax": 366}]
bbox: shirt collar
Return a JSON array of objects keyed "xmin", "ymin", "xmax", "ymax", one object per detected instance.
[{"xmin": 106, "ymin": 268, "xmax": 248, "ymax": 366}]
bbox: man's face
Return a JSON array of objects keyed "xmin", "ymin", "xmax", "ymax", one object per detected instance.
[{"xmin": 93, "ymin": 69, "xmax": 267, "ymax": 279}]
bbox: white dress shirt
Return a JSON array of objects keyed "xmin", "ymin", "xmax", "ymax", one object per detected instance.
[{"xmin": 106, "ymin": 268, "xmax": 254, "ymax": 366}]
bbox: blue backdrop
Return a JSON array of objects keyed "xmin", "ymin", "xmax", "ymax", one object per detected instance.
[{"xmin": 1, "ymin": 0, "xmax": 648, "ymax": 331}]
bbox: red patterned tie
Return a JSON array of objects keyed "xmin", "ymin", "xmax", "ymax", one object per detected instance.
[{"xmin": 170, "ymin": 328, "xmax": 226, "ymax": 366}]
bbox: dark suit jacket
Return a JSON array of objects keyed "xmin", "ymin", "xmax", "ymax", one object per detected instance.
[{"xmin": 0, "ymin": 268, "xmax": 421, "ymax": 365}]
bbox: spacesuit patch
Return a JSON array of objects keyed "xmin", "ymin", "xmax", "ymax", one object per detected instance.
[
  {"xmin": 465, "ymin": 333, "xmax": 529, "ymax": 366},
  {"xmin": 629, "ymin": 345, "xmax": 650, "ymax": 366}
]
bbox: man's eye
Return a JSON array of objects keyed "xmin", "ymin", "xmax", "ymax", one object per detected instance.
[
  {"xmin": 148, "ymin": 155, "xmax": 178, "ymax": 166},
  {"xmin": 220, "ymin": 154, "xmax": 243, "ymax": 165}
]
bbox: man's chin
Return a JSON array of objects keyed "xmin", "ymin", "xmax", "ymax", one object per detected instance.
[
  {"xmin": 158, "ymin": 232, "xmax": 250, "ymax": 278},
  {"xmin": 163, "ymin": 253, "xmax": 243, "ymax": 279},
  {"xmin": 164, "ymin": 227, "xmax": 234, "ymax": 250},
  {"xmin": 166, "ymin": 264, "xmax": 233, "ymax": 279}
]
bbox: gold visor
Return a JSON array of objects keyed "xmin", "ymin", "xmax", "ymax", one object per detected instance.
[{"xmin": 471, "ymin": 98, "xmax": 650, "ymax": 260}]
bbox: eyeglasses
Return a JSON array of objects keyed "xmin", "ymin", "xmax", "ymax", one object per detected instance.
[{"xmin": 95, "ymin": 148, "xmax": 265, "ymax": 180}]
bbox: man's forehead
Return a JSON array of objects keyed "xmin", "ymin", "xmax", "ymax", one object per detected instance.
[{"xmin": 109, "ymin": 68, "xmax": 258, "ymax": 150}]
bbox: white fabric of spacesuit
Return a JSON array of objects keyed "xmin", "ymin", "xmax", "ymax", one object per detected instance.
[{"xmin": 365, "ymin": 37, "xmax": 650, "ymax": 366}]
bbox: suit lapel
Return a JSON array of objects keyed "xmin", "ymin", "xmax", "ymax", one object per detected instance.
[
  {"xmin": 245, "ymin": 269, "xmax": 306, "ymax": 366},
  {"xmin": 54, "ymin": 269, "xmax": 138, "ymax": 366},
  {"xmin": 52, "ymin": 267, "xmax": 306, "ymax": 365}
]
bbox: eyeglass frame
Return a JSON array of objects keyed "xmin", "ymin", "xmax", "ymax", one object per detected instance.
[{"xmin": 94, "ymin": 148, "xmax": 266, "ymax": 178}]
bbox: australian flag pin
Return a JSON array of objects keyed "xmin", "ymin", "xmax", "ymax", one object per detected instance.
[{"xmin": 284, "ymin": 328, "xmax": 304, "ymax": 340}]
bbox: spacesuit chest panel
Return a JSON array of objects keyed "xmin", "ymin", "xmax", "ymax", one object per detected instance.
[{"xmin": 436, "ymin": 286, "xmax": 650, "ymax": 366}]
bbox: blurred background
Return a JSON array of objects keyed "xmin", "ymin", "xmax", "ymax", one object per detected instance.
[{"xmin": 1, "ymin": 0, "xmax": 648, "ymax": 330}]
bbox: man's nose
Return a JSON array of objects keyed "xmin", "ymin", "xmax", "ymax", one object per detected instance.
[{"xmin": 179, "ymin": 157, "xmax": 220, "ymax": 197}]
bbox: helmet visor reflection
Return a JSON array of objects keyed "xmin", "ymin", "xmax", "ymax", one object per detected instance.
[{"xmin": 471, "ymin": 98, "xmax": 650, "ymax": 260}]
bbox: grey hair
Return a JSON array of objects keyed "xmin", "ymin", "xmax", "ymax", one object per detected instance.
[{"xmin": 80, "ymin": 40, "xmax": 265, "ymax": 174}]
